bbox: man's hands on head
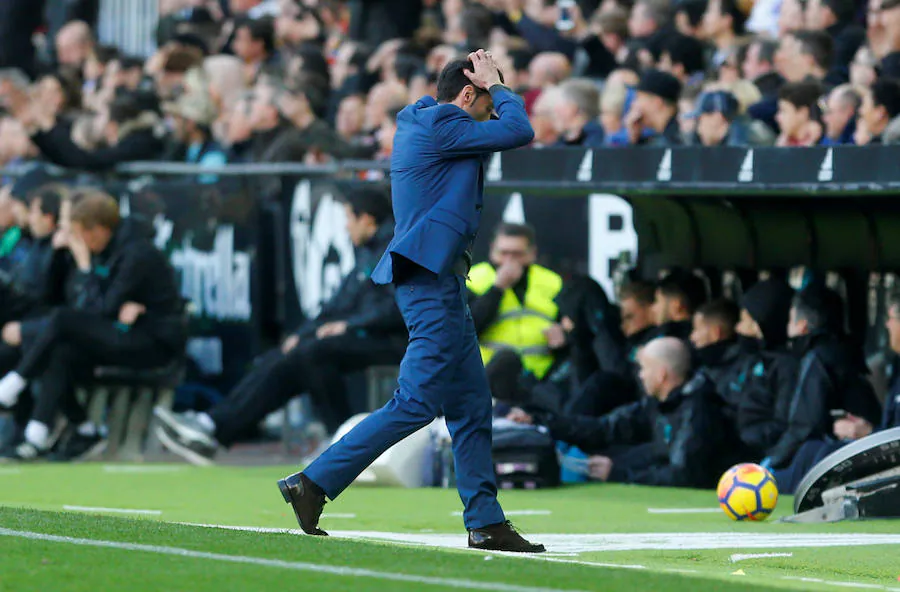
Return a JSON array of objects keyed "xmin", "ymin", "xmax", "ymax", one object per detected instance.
[{"xmin": 465, "ymin": 49, "xmax": 504, "ymax": 91}]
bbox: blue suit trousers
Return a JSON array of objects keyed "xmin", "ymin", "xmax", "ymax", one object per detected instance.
[{"xmin": 303, "ymin": 270, "xmax": 505, "ymax": 530}]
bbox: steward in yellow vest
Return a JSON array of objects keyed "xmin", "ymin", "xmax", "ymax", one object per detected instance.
[{"xmin": 467, "ymin": 259, "xmax": 563, "ymax": 380}]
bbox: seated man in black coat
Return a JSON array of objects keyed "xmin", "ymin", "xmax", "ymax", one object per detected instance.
[
  {"xmin": 0, "ymin": 192, "xmax": 186, "ymax": 461},
  {"xmin": 652, "ymin": 269, "xmax": 708, "ymax": 342},
  {"xmin": 513, "ymin": 337, "xmax": 732, "ymax": 488},
  {"xmin": 763, "ymin": 283, "xmax": 882, "ymax": 492},
  {"xmin": 153, "ymin": 188, "xmax": 407, "ymax": 465}
]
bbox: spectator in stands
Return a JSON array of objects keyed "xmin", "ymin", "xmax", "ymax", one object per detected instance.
[
  {"xmin": 335, "ymin": 94, "xmax": 369, "ymax": 145},
  {"xmin": 567, "ymin": 6, "xmax": 630, "ymax": 80},
  {"xmin": 775, "ymin": 30, "xmax": 833, "ymax": 85},
  {"xmin": 467, "ymin": 223, "xmax": 565, "ymax": 384},
  {"xmin": 821, "ymin": 84, "xmax": 860, "ymax": 145},
  {"xmin": 524, "ymin": 52, "xmax": 572, "ymax": 112},
  {"xmin": 675, "ymin": 0, "xmax": 707, "ymax": 37},
  {"xmin": 702, "ymin": 0, "xmax": 747, "ymax": 71},
  {"xmin": 0, "ymin": 192, "xmax": 186, "ymax": 461},
  {"xmin": 653, "ymin": 269, "xmax": 708, "ymax": 341},
  {"xmin": 55, "ymin": 20, "xmax": 94, "ymax": 70},
  {"xmin": 776, "ymin": 80, "xmax": 825, "ymax": 146},
  {"xmin": 726, "ymin": 278, "xmax": 799, "ymax": 460},
  {"xmin": 155, "ymin": 48, "xmax": 206, "ymax": 101},
  {"xmin": 529, "ymin": 85, "xmax": 562, "ymax": 147},
  {"xmin": 233, "ymin": 16, "xmax": 279, "ymax": 84},
  {"xmin": 599, "ymin": 81, "xmax": 628, "ymax": 141},
  {"xmin": 35, "ymin": 71, "xmax": 83, "ymax": 125},
  {"xmin": 762, "ymin": 283, "xmax": 882, "ymax": 488},
  {"xmin": 875, "ymin": 0, "xmax": 900, "ymax": 75},
  {"xmin": 21, "ymin": 92, "xmax": 164, "ymax": 171},
  {"xmin": 364, "ymin": 81, "xmax": 410, "ymax": 139},
  {"xmin": 374, "ymin": 105, "xmax": 399, "ymax": 161},
  {"xmin": 857, "ymin": 291, "xmax": 900, "ymax": 432},
  {"xmin": 553, "ymin": 78, "xmax": 605, "ymax": 147},
  {"xmin": 0, "ymin": 188, "xmax": 29, "ymax": 273},
  {"xmin": 153, "ymin": 188, "xmax": 405, "ymax": 463},
  {"xmin": 625, "ymin": 69, "xmax": 683, "ymax": 146},
  {"xmin": 162, "ymin": 88, "xmax": 227, "ymax": 183},
  {"xmin": 627, "ymin": 0, "xmax": 672, "ymax": 67},
  {"xmin": 691, "ymin": 90, "xmax": 753, "ymax": 146},
  {"xmin": 850, "ymin": 45, "xmax": 879, "ymax": 89},
  {"xmin": 779, "ymin": 0, "xmax": 806, "ymax": 37},
  {"xmin": 743, "ymin": 38, "xmax": 784, "ymax": 132},
  {"xmin": 805, "ymin": 0, "xmax": 866, "ymax": 84},
  {"xmin": 855, "ymin": 78, "xmax": 900, "ymax": 145},
  {"xmin": 659, "ymin": 34, "xmax": 706, "ymax": 85},
  {"xmin": 518, "ymin": 337, "xmax": 730, "ymax": 488}
]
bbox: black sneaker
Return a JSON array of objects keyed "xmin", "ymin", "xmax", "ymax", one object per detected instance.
[
  {"xmin": 153, "ymin": 407, "xmax": 218, "ymax": 466},
  {"xmin": 468, "ymin": 521, "xmax": 546, "ymax": 553},
  {"xmin": 0, "ymin": 441, "xmax": 49, "ymax": 463},
  {"xmin": 49, "ymin": 431, "xmax": 107, "ymax": 462}
]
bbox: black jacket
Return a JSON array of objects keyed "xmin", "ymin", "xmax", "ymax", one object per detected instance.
[
  {"xmin": 880, "ymin": 355, "xmax": 900, "ymax": 431},
  {"xmin": 767, "ymin": 331, "xmax": 883, "ymax": 468},
  {"xmin": 0, "ymin": 0, "xmax": 44, "ymax": 78},
  {"xmin": 298, "ymin": 223, "xmax": 403, "ymax": 338},
  {"xmin": 826, "ymin": 22, "xmax": 866, "ymax": 85},
  {"xmin": 696, "ymin": 339, "xmax": 744, "ymax": 411},
  {"xmin": 734, "ymin": 343, "xmax": 798, "ymax": 458},
  {"xmin": 655, "ymin": 320, "xmax": 692, "ymax": 342},
  {"xmin": 31, "ymin": 121, "xmax": 164, "ymax": 171},
  {"xmin": 0, "ymin": 235, "xmax": 64, "ymax": 322},
  {"xmin": 543, "ymin": 372, "xmax": 731, "ymax": 488},
  {"xmin": 67, "ymin": 217, "xmax": 186, "ymax": 352}
]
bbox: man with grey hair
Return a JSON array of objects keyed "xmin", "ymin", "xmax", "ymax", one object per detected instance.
[
  {"xmin": 822, "ymin": 84, "xmax": 860, "ymax": 145},
  {"xmin": 511, "ymin": 336, "xmax": 733, "ymax": 488},
  {"xmin": 553, "ymin": 78, "xmax": 605, "ymax": 147}
]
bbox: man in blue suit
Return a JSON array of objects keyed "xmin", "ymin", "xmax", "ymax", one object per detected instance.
[{"xmin": 277, "ymin": 50, "xmax": 544, "ymax": 553}]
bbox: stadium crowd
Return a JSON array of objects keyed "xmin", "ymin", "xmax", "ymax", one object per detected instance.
[{"xmin": 2, "ymin": 0, "xmax": 900, "ymax": 170}]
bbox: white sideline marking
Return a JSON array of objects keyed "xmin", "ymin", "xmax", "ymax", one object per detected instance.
[
  {"xmin": 323, "ymin": 514, "xmax": 357, "ymax": 519},
  {"xmin": 102, "ymin": 465, "xmax": 185, "ymax": 474},
  {"xmin": 0, "ymin": 528, "xmax": 589, "ymax": 592},
  {"xmin": 647, "ymin": 508, "xmax": 721, "ymax": 514},
  {"xmin": 181, "ymin": 524, "xmax": 900, "ymax": 553},
  {"xmin": 63, "ymin": 506, "xmax": 162, "ymax": 516},
  {"xmin": 730, "ymin": 552, "xmax": 793, "ymax": 563},
  {"xmin": 782, "ymin": 577, "xmax": 900, "ymax": 591},
  {"xmin": 451, "ymin": 510, "xmax": 552, "ymax": 517}
]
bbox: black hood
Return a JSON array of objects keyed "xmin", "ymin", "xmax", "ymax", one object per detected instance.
[
  {"xmin": 740, "ymin": 279, "xmax": 794, "ymax": 349},
  {"xmin": 655, "ymin": 320, "xmax": 692, "ymax": 342},
  {"xmin": 695, "ymin": 338, "xmax": 741, "ymax": 368}
]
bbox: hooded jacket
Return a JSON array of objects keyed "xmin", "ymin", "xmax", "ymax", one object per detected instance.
[
  {"xmin": 695, "ymin": 339, "xmax": 745, "ymax": 415},
  {"xmin": 767, "ymin": 330, "xmax": 882, "ymax": 468},
  {"xmin": 542, "ymin": 372, "xmax": 732, "ymax": 488},
  {"xmin": 67, "ymin": 216, "xmax": 186, "ymax": 353},
  {"xmin": 723, "ymin": 279, "xmax": 799, "ymax": 458}
]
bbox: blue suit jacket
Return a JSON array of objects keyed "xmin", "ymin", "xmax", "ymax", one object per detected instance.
[{"xmin": 371, "ymin": 86, "xmax": 534, "ymax": 285}]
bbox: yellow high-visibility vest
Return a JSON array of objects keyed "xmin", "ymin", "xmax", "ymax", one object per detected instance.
[{"xmin": 467, "ymin": 262, "xmax": 562, "ymax": 379}]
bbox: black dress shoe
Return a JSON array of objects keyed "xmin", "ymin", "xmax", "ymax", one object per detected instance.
[
  {"xmin": 468, "ymin": 521, "xmax": 546, "ymax": 553},
  {"xmin": 277, "ymin": 472, "xmax": 328, "ymax": 536}
]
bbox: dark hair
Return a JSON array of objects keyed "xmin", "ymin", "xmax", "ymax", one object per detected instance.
[
  {"xmin": 791, "ymin": 30, "xmax": 834, "ymax": 71},
  {"xmin": 822, "ymin": 0, "xmax": 856, "ymax": 24},
  {"xmin": 792, "ymin": 284, "xmax": 844, "ymax": 333},
  {"xmin": 620, "ymin": 280, "xmax": 657, "ymax": 306},
  {"xmin": 887, "ymin": 289, "xmax": 900, "ymax": 314},
  {"xmin": 108, "ymin": 93, "xmax": 144, "ymax": 125},
  {"xmin": 436, "ymin": 59, "xmax": 504, "ymax": 103},
  {"xmin": 675, "ymin": 0, "xmax": 706, "ymax": 28},
  {"xmin": 172, "ymin": 32, "xmax": 210, "ymax": 56},
  {"xmin": 750, "ymin": 38, "xmax": 778, "ymax": 65},
  {"xmin": 779, "ymin": 80, "xmax": 824, "ymax": 111},
  {"xmin": 663, "ymin": 33, "xmax": 705, "ymax": 75},
  {"xmin": 657, "ymin": 269, "xmax": 708, "ymax": 315},
  {"xmin": 93, "ymin": 44, "xmax": 120, "ymax": 65},
  {"xmin": 494, "ymin": 222, "xmax": 536, "ymax": 246},
  {"xmin": 717, "ymin": 0, "xmax": 747, "ymax": 34},
  {"xmin": 343, "ymin": 187, "xmax": 392, "ymax": 225},
  {"xmin": 237, "ymin": 16, "xmax": 276, "ymax": 55},
  {"xmin": 696, "ymin": 298, "xmax": 740, "ymax": 332},
  {"xmin": 872, "ymin": 77, "xmax": 900, "ymax": 119},
  {"xmin": 462, "ymin": 4, "xmax": 494, "ymax": 49},
  {"xmin": 295, "ymin": 43, "xmax": 331, "ymax": 83},
  {"xmin": 394, "ymin": 54, "xmax": 425, "ymax": 86},
  {"xmin": 28, "ymin": 185, "xmax": 66, "ymax": 222},
  {"xmin": 509, "ymin": 49, "xmax": 535, "ymax": 71},
  {"xmin": 162, "ymin": 47, "xmax": 204, "ymax": 73},
  {"xmin": 43, "ymin": 69, "xmax": 82, "ymax": 112},
  {"xmin": 118, "ymin": 55, "xmax": 145, "ymax": 71}
]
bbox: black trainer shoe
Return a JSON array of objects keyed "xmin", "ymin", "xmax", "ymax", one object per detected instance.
[
  {"xmin": 49, "ymin": 431, "xmax": 107, "ymax": 462},
  {"xmin": 277, "ymin": 472, "xmax": 328, "ymax": 536},
  {"xmin": 0, "ymin": 441, "xmax": 49, "ymax": 463},
  {"xmin": 153, "ymin": 407, "xmax": 218, "ymax": 466},
  {"xmin": 468, "ymin": 521, "xmax": 546, "ymax": 553}
]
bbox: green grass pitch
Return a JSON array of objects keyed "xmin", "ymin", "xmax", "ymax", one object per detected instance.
[{"xmin": 1, "ymin": 464, "xmax": 900, "ymax": 591}]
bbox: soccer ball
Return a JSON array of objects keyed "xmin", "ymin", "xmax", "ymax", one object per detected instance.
[{"xmin": 717, "ymin": 463, "xmax": 779, "ymax": 521}]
